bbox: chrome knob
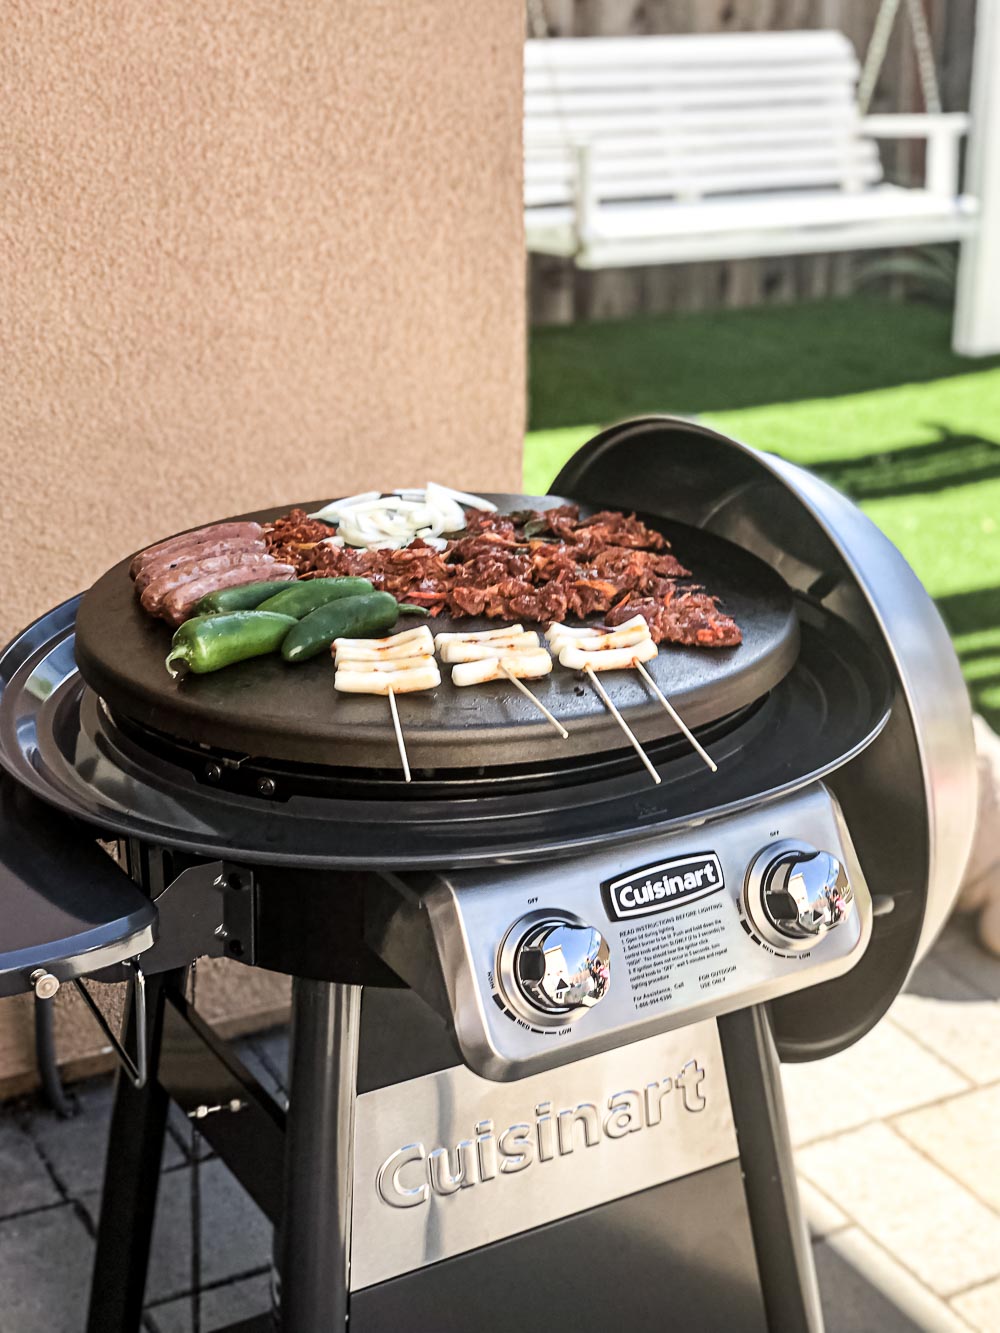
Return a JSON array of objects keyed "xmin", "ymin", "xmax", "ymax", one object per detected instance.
[
  {"xmin": 514, "ymin": 919, "xmax": 611, "ymax": 1015},
  {"xmin": 762, "ymin": 850, "xmax": 853, "ymax": 942}
]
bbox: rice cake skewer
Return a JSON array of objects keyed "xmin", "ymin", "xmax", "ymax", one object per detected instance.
[
  {"xmin": 444, "ymin": 634, "xmax": 568, "ymax": 740},
  {"xmin": 333, "ymin": 628, "xmax": 441, "ymax": 782},
  {"xmin": 548, "ymin": 618, "xmax": 717, "ymax": 775},
  {"xmin": 549, "ymin": 622, "xmax": 661, "ymax": 783}
]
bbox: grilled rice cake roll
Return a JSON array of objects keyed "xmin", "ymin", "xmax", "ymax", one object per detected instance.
[
  {"xmin": 558, "ymin": 638, "xmax": 658, "ymax": 671},
  {"xmin": 129, "ymin": 522, "xmax": 265, "ymax": 580},
  {"xmin": 140, "ymin": 551, "xmax": 280, "ymax": 615},
  {"xmin": 162, "ymin": 562, "xmax": 296, "ymax": 626},
  {"xmin": 135, "ymin": 538, "xmax": 267, "ymax": 592},
  {"xmin": 334, "ymin": 662, "xmax": 441, "ymax": 694}
]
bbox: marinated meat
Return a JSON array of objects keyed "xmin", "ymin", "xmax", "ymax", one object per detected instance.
[
  {"xmin": 606, "ymin": 595, "xmax": 742, "ymax": 648},
  {"xmin": 130, "ymin": 522, "xmax": 264, "ymax": 579},
  {"xmin": 261, "ymin": 501, "xmax": 742, "ymax": 648},
  {"xmin": 264, "ymin": 510, "xmax": 341, "ymax": 569},
  {"xmin": 161, "ymin": 562, "xmax": 296, "ymax": 626},
  {"xmin": 141, "ymin": 551, "xmax": 284, "ymax": 616}
]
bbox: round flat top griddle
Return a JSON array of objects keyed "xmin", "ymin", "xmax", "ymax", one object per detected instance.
[{"xmin": 73, "ymin": 495, "xmax": 799, "ymax": 771}]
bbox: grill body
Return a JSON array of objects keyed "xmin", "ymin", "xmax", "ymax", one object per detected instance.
[{"xmin": 0, "ymin": 419, "xmax": 976, "ymax": 1332}]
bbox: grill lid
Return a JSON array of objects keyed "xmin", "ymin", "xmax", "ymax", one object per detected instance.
[{"xmin": 72, "ymin": 495, "xmax": 799, "ymax": 771}]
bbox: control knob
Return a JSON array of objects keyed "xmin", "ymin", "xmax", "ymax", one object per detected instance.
[
  {"xmin": 745, "ymin": 843, "xmax": 853, "ymax": 951},
  {"xmin": 511, "ymin": 917, "xmax": 611, "ymax": 1017}
]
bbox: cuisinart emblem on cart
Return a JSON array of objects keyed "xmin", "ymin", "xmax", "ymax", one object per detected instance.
[
  {"xmin": 350, "ymin": 1022, "xmax": 739, "ymax": 1290},
  {"xmin": 375, "ymin": 1058, "xmax": 708, "ymax": 1209},
  {"xmin": 603, "ymin": 853, "xmax": 724, "ymax": 919}
]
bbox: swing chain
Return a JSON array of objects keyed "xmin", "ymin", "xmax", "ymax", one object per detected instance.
[{"xmin": 859, "ymin": 0, "xmax": 942, "ymax": 115}]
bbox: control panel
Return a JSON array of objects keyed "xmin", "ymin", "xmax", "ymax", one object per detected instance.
[{"xmin": 418, "ymin": 782, "xmax": 872, "ymax": 1080}]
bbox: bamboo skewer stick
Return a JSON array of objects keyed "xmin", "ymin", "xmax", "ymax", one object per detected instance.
[
  {"xmin": 500, "ymin": 664, "xmax": 569, "ymax": 739},
  {"xmin": 584, "ymin": 667, "xmax": 660, "ymax": 785},
  {"xmin": 632, "ymin": 659, "xmax": 718, "ymax": 774},
  {"xmin": 387, "ymin": 687, "xmax": 411, "ymax": 783}
]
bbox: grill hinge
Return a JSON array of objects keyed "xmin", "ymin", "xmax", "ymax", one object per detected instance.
[{"xmin": 136, "ymin": 861, "xmax": 258, "ymax": 973}]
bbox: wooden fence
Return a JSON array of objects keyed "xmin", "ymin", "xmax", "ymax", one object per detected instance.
[{"xmin": 528, "ymin": 0, "xmax": 978, "ymax": 324}]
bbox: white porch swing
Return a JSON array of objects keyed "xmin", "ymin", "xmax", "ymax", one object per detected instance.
[{"xmin": 525, "ymin": 0, "xmax": 999, "ymax": 355}]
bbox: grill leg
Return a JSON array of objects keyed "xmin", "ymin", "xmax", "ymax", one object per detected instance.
[
  {"xmin": 718, "ymin": 1005, "xmax": 825, "ymax": 1333},
  {"xmin": 86, "ymin": 967, "xmax": 184, "ymax": 1333},
  {"xmin": 278, "ymin": 979, "xmax": 361, "ymax": 1332}
]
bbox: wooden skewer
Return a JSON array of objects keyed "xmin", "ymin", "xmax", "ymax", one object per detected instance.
[
  {"xmin": 584, "ymin": 667, "xmax": 661, "ymax": 785},
  {"xmin": 387, "ymin": 687, "xmax": 411, "ymax": 783},
  {"xmin": 500, "ymin": 665, "xmax": 569, "ymax": 739},
  {"xmin": 632, "ymin": 659, "xmax": 718, "ymax": 774}
]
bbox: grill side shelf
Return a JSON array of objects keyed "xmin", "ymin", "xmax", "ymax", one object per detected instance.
[{"xmin": 0, "ymin": 776, "xmax": 157, "ymax": 997}]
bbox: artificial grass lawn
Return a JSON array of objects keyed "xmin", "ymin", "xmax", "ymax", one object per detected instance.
[{"xmin": 525, "ymin": 298, "xmax": 1000, "ymax": 726}]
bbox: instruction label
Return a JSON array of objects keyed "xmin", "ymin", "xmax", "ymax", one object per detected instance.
[{"xmin": 619, "ymin": 898, "xmax": 732, "ymax": 1011}]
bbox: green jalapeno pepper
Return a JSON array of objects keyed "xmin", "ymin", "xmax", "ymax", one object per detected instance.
[
  {"xmin": 281, "ymin": 593, "xmax": 426, "ymax": 663},
  {"xmin": 166, "ymin": 611, "xmax": 296, "ymax": 678},
  {"xmin": 194, "ymin": 580, "xmax": 298, "ymax": 615},
  {"xmin": 255, "ymin": 577, "xmax": 375, "ymax": 618}
]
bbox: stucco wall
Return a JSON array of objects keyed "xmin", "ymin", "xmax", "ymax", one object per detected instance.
[
  {"xmin": 1, "ymin": 0, "xmax": 525, "ymax": 643},
  {"xmin": 0, "ymin": 0, "xmax": 525, "ymax": 1088}
]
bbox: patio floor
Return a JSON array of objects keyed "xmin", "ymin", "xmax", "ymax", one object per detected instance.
[{"xmin": 0, "ymin": 915, "xmax": 996, "ymax": 1332}]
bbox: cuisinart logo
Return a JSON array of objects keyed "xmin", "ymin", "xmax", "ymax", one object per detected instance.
[
  {"xmin": 375, "ymin": 1061, "xmax": 706, "ymax": 1209},
  {"xmin": 603, "ymin": 853, "xmax": 724, "ymax": 920}
]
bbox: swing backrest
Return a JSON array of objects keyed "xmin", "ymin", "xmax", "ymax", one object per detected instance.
[{"xmin": 525, "ymin": 31, "xmax": 883, "ymax": 208}]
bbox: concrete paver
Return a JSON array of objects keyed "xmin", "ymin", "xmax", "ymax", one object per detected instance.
[
  {"xmin": 894, "ymin": 1083, "xmax": 1000, "ymax": 1213},
  {"xmin": 931, "ymin": 919, "xmax": 1000, "ymax": 1001},
  {"xmin": 81, "ymin": 1156, "xmax": 272, "ymax": 1305},
  {"xmin": 798, "ymin": 1121, "xmax": 1000, "ymax": 1298},
  {"xmin": 951, "ymin": 1276, "xmax": 1000, "ymax": 1333},
  {"xmin": 889, "ymin": 958, "xmax": 1000, "ymax": 1085},
  {"xmin": 147, "ymin": 1271, "xmax": 272, "ymax": 1333},
  {"xmin": 813, "ymin": 1228, "xmax": 974, "ymax": 1333},
  {"xmin": 0, "ymin": 1205, "xmax": 94, "ymax": 1333},
  {"xmin": 27, "ymin": 1077, "xmax": 184, "ymax": 1197},
  {"xmin": 797, "ymin": 1176, "xmax": 849, "ymax": 1240},
  {"xmin": 0, "ymin": 1118, "xmax": 61, "ymax": 1218},
  {"xmin": 780, "ymin": 1018, "xmax": 969, "ymax": 1147}
]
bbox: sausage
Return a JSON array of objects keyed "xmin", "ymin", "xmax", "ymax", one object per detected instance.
[
  {"xmin": 162, "ymin": 562, "xmax": 296, "ymax": 626},
  {"xmin": 135, "ymin": 538, "xmax": 267, "ymax": 592},
  {"xmin": 141, "ymin": 552, "xmax": 282, "ymax": 616},
  {"xmin": 129, "ymin": 522, "xmax": 264, "ymax": 580}
]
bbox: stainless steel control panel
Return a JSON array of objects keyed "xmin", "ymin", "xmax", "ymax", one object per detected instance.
[{"xmin": 422, "ymin": 782, "xmax": 872, "ymax": 1079}]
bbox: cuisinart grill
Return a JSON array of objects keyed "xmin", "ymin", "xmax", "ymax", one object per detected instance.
[{"xmin": 0, "ymin": 419, "xmax": 976, "ymax": 1333}]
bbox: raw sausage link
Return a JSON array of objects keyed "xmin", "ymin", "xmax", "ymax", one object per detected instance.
[
  {"xmin": 162, "ymin": 563, "xmax": 296, "ymax": 626},
  {"xmin": 129, "ymin": 522, "xmax": 264, "ymax": 579},
  {"xmin": 141, "ymin": 552, "xmax": 281, "ymax": 616},
  {"xmin": 135, "ymin": 538, "xmax": 267, "ymax": 591}
]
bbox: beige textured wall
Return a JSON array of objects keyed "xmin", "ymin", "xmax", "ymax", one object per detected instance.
[
  {"xmin": 0, "ymin": 0, "xmax": 525, "ymax": 1088},
  {"xmin": 1, "ymin": 0, "xmax": 525, "ymax": 644}
]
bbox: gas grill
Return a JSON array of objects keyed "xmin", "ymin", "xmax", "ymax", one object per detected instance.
[{"xmin": 0, "ymin": 417, "xmax": 977, "ymax": 1332}]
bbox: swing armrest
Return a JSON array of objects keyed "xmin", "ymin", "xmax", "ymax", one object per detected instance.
[
  {"xmin": 861, "ymin": 112, "xmax": 969, "ymax": 139},
  {"xmin": 861, "ymin": 114, "xmax": 970, "ymax": 199}
]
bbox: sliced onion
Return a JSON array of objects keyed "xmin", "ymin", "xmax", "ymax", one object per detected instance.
[{"xmin": 309, "ymin": 483, "xmax": 496, "ymax": 549}]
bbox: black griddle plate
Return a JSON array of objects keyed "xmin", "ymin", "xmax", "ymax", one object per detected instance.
[{"xmin": 73, "ymin": 495, "xmax": 798, "ymax": 771}]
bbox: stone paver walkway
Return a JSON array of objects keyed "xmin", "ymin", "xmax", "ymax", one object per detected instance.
[
  {"xmin": 782, "ymin": 915, "xmax": 1000, "ymax": 1333},
  {"xmin": 0, "ymin": 917, "xmax": 996, "ymax": 1331}
]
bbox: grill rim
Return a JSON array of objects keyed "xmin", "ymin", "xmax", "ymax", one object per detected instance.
[{"xmin": 0, "ymin": 593, "xmax": 893, "ymax": 869}]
